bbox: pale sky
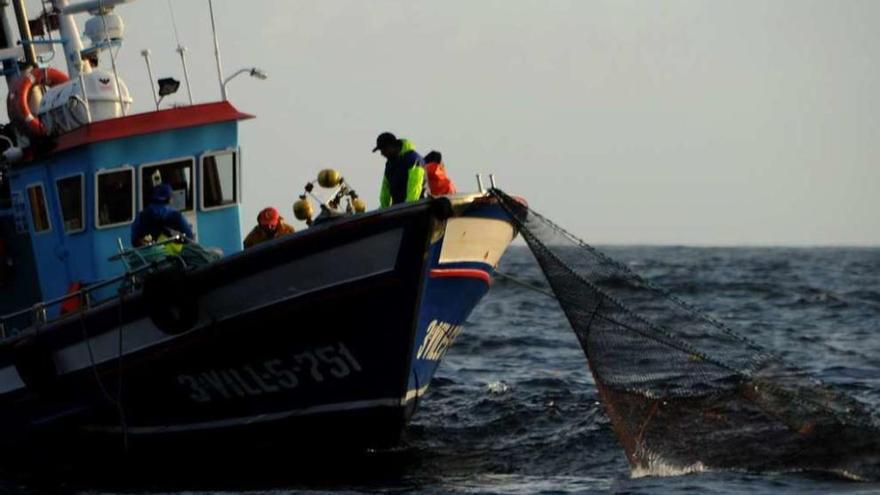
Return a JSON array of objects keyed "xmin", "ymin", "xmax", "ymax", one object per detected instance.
[{"xmin": 13, "ymin": 0, "xmax": 880, "ymax": 245}]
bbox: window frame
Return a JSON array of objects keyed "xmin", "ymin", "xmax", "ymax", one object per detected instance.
[
  {"xmin": 54, "ymin": 172, "xmax": 86, "ymax": 234},
  {"xmin": 138, "ymin": 156, "xmax": 196, "ymax": 212},
  {"xmin": 94, "ymin": 166, "xmax": 136, "ymax": 230},
  {"xmin": 199, "ymin": 148, "xmax": 240, "ymax": 212},
  {"xmin": 25, "ymin": 182, "xmax": 52, "ymax": 235}
]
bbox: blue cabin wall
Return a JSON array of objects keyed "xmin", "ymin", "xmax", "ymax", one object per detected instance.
[
  {"xmin": 7, "ymin": 151, "xmax": 88, "ymax": 308},
  {"xmin": 0, "ymin": 211, "xmax": 44, "ymax": 327},
  {"xmin": 7, "ymin": 120, "xmax": 243, "ymax": 314}
]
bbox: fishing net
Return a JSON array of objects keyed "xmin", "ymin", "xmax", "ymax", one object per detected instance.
[{"xmin": 491, "ymin": 189, "xmax": 880, "ymax": 480}]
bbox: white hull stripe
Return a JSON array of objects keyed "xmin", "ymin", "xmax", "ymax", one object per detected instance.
[{"xmin": 84, "ymin": 385, "xmax": 432, "ymax": 435}]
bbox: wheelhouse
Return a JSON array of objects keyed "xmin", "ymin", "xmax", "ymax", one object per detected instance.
[{"xmin": 0, "ymin": 0, "xmax": 254, "ymax": 325}]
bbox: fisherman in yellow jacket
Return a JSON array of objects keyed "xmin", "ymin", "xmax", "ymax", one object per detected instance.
[{"xmin": 373, "ymin": 132, "xmax": 425, "ymax": 207}]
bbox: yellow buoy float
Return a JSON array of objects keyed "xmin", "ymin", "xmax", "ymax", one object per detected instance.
[
  {"xmin": 317, "ymin": 169, "xmax": 342, "ymax": 188},
  {"xmin": 293, "ymin": 196, "xmax": 314, "ymax": 222}
]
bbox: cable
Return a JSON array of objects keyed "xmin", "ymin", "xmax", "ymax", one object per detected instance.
[
  {"xmin": 167, "ymin": 0, "xmax": 182, "ymax": 48},
  {"xmin": 494, "ymin": 270, "xmax": 556, "ymax": 299},
  {"xmin": 115, "ymin": 287, "xmax": 129, "ymax": 451},
  {"xmin": 79, "ymin": 289, "xmax": 129, "ymax": 452}
]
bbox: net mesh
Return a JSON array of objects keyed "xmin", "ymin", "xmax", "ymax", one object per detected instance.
[{"xmin": 492, "ymin": 189, "xmax": 880, "ymax": 480}]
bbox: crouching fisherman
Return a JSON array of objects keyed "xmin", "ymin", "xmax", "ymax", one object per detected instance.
[
  {"xmin": 131, "ymin": 183, "xmax": 195, "ymax": 247},
  {"xmin": 424, "ymin": 150, "xmax": 457, "ymax": 196},
  {"xmin": 243, "ymin": 207, "xmax": 295, "ymax": 248}
]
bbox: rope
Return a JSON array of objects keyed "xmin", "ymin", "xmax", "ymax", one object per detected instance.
[
  {"xmin": 78, "ymin": 317, "xmax": 120, "ymax": 437},
  {"xmin": 115, "ymin": 285, "xmax": 129, "ymax": 451},
  {"xmin": 494, "ymin": 270, "xmax": 556, "ymax": 299},
  {"xmin": 78, "ymin": 285, "xmax": 130, "ymax": 452}
]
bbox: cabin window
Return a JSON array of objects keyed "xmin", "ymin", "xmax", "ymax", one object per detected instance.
[
  {"xmin": 26, "ymin": 184, "xmax": 50, "ymax": 233},
  {"xmin": 56, "ymin": 174, "xmax": 85, "ymax": 233},
  {"xmin": 141, "ymin": 159, "xmax": 194, "ymax": 212},
  {"xmin": 96, "ymin": 168, "xmax": 134, "ymax": 228},
  {"xmin": 201, "ymin": 151, "xmax": 238, "ymax": 210}
]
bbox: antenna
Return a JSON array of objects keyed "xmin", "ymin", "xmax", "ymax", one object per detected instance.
[
  {"xmin": 175, "ymin": 45, "xmax": 194, "ymax": 105},
  {"xmin": 167, "ymin": 0, "xmax": 193, "ymax": 105},
  {"xmin": 140, "ymin": 49, "xmax": 159, "ymax": 109},
  {"xmin": 208, "ymin": 0, "xmax": 225, "ymax": 100}
]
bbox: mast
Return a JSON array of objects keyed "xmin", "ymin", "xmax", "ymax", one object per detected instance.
[{"xmin": 10, "ymin": 0, "xmax": 35, "ymax": 67}]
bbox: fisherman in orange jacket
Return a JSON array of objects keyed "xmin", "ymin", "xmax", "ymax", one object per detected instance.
[
  {"xmin": 424, "ymin": 151, "xmax": 456, "ymax": 196},
  {"xmin": 243, "ymin": 207, "xmax": 295, "ymax": 248}
]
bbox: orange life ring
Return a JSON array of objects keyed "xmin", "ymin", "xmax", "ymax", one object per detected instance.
[{"xmin": 8, "ymin": 67, "xmax": 69, "ymax": 137}]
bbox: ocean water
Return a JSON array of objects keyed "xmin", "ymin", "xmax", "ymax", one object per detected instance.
[
  {"xmin": 14, "ymin": 245, "xmax": 880, "ymax": 494},
  {"xmin": 406, "ymin": 245, "xmax": 880, "ymax": 494}
]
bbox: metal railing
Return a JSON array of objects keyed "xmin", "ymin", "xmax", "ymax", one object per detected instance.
[{"xmin": 0, "ymin": 236, "xmax": 188, "ymax": 340}]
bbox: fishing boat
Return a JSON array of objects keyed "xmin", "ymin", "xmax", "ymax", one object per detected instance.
[{"xmin": 0, "ymin": 0, "xmax": 518, "ymax": 464}]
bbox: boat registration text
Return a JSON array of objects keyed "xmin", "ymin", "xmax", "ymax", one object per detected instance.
[{"xmin": 176, "ymin": 342, "xmax": 362, "ymax": 403}]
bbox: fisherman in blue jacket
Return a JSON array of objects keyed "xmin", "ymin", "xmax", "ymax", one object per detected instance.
[
  {"xmin": 131, "ymin": 183, "xmax": 195, "ymax": 247},
  {"xmin": 373, "ymin": 132, "xmax": 425, "ymax": 207}
]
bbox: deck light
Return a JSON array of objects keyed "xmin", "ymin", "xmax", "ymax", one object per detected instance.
[
  {"xmin": 158, "ymin": 77, "xmax": 180, "ymax": 97},
  {"xmin": 156, "ymin": 77, "xmax": 180, "ymax": 106},
  {"xmin": 222, "ymin": 67, "xmax": 268, "ymax": 99},
  {"xmin": 248, "ymin": 68, "xmax": 268, "ymax": 80}
]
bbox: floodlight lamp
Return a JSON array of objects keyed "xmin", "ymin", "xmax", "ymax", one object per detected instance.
[{"xmin": 157, "ymin": 77, "xmax": 180, "ymax": 97}]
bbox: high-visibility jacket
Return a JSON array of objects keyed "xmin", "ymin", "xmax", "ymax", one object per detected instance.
[
  {"xmin": 425, "ymin": 161, "xmax": 456, "ymax": 196},
  {"xmin": 380, "ymin": 139, "xmax": 425, "ymax": 207}
]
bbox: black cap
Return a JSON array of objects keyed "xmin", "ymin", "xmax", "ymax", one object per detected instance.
[
  {"xmin": 373, "ymin": 132, "xmax": 398, "ymax": 152},
  {"xmin": 425, "ymin": 151, "xmax": 442, "ymax": 163}
]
